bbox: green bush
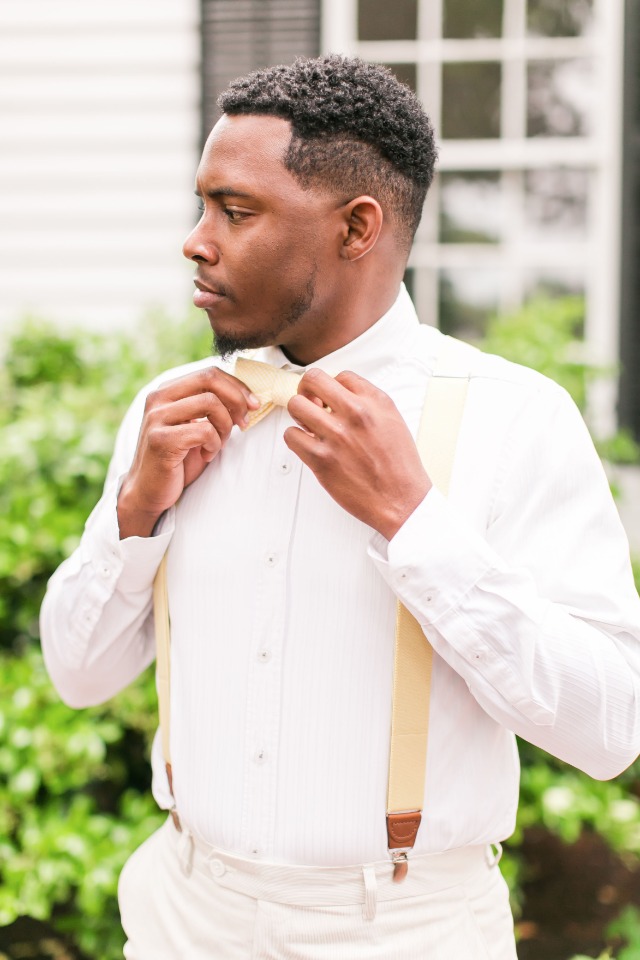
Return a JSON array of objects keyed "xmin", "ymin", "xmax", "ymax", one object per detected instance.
[
  {"xmin": 485, "ymin": 297, "xmax": 640, "ymax": 957},
  {"xmin": 0, "ymin": 312, "xmax": 209, "ymax": 957}
]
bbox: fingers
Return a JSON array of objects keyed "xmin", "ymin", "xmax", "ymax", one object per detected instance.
[
  {"xmin": 154, "ymin": 393, "xmax": 237, "ymax": 443},
  {"xmin": 290, "ymin": 369, "xmax": 392, "ymax": 438},
  {"xmin": 146, "ymin": 419, "xmax": 223, "ymax": 462},
  {"xmin": 146, "ymin": 366, "xmax": 260, "ymax": 429},
  {"xmin": 296, "ymin": 368, "xmax": 386, "ymax": 412},
  {"xmin": 283, "ymin": 425, "xmax": 321, "ymax": 466},
  {"xmin": 287, "ymin": 394, "xmax": 333, "ymax": 440}
]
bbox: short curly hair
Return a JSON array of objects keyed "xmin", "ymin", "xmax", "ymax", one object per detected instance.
[{"xmin": 218, "ymin": 54, "xmax": 437, "ymax": 250}]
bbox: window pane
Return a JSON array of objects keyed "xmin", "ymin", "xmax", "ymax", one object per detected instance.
[
  {"xmin": 524, "ymin": 169, "xmax": 589, "ymax": 239},
  {"xmin": 358, "ymin": 0, "xmax": 418, "ymax": 41},
  {"xmin": 525, "ymin": 269, "xmax": 585, "ymax": 304},
  {"xmin": 443, "ymin": 0, "xmax": 503, "ymax": 39},
  {"xmin": 527, "ymin": 0, "xmax": 593, "ymax": 37},
  {"xmin": 384, "ymin": 62, "xmax": 417, "ymax": 92},
  {"xmin": 442, "ymin": 63, "xmax": 502, "ymax": 139},
  {"xmin": 439, "ymin": 172, "xmax": 502, "ymax": 243},
  {"xmin": 403, "ymin": 267, "xmax": 415, "ymax": 300},
  {"xmin": 439, "ymin": 269, "xmax": 501, "ymax": 339},
  {"xmin": 527, "ymin": 60, "xmax": 593, "ymax": 137}
]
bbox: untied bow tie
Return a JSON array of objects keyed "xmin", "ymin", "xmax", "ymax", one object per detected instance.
[{"xmin": 234, "ymin": 357, "xmax": 302, "ymax": 427}]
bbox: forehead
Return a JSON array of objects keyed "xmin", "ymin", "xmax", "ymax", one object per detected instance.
[{"xmin": 197, "ymin": 113, "xmax": 296, "ymax": 195}]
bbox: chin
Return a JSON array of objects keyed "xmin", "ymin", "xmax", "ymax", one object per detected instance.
[{"xmin": 212, "ymin": 326, "xmax": 272, "ymax": 359}]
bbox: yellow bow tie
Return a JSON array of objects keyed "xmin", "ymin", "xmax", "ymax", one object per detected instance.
[{"xmin": 234, "ymin": 357, "xmax": 302, "ymax": 427}]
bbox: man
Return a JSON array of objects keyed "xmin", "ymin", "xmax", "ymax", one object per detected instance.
[{"xmin": 41, "ymin": 55, "xmax": 640, "ymax": 959}]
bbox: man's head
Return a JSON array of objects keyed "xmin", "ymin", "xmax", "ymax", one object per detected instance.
[
  {"xmin": 184, "ymin": 55, "xmax": 437, "ymax": 364},
  {"xmin": 219, "ymin": 55, "xmax": 437, "ymax": 251}
]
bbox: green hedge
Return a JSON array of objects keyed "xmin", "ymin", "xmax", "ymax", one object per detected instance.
[
  {"xmin": 1, "ymin": 302, "xmax": 639, "ymax": 959},
  {"xmin": 0, "ymin": 313, "xmax": 210, "ymax": 957}
]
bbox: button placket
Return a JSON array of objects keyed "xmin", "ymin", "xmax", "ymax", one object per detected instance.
[{"xmin": 240, "ymin": 435, "xmax": 302, "ymax": 858}]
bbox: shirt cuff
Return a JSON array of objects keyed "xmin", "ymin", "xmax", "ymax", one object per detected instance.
[
  {"xmin": 80, "ymin": 477, "xmax": 175, "ymax": 596},
  {"xmin": 368, "ymin": 487, "xmax": 499, "ymax": 624}
]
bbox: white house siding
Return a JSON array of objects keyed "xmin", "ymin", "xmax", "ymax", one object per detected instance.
[{"xmin": 0, "ymin": 0, "xmax": 201, "ymax": 329}]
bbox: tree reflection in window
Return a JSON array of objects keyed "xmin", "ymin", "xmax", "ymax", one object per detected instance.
[
  {"xmin": 383, "ymin": 62, "xmax": 417, "ymax": 92},
  {"xmin": 443, "ymin": 0, "xmax": 503, "ymax": 39},
  {"xmin": 527, "ymin": 60, "xmax": 593, "ymax": 137},
  {"xmin": 358, "ymin": 0, "xmax": 418, "ymax": 41},
  {"xmin": 524, "ymin": 169, "xmax": 589, "ymax": 239},
  {"xmin": 527, "ymin": 0, "xmax": 593, "ymax": 38},
  {"xmin": 525, "ymin": 269, "xmax": 585, "ymax": 306},
  {"xmin": 439, "ymin": 269, "xmax": 502, "ymax": 340},
  {"xmin": 439, "ymin": 172, "xmax": 502, "ymax": 243},
  {"xmin": 442, "ymin": 63, "xmax": 502, "ymax": 139}
]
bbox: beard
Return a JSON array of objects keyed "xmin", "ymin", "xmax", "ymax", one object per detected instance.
[{"xmin": 212, "ymin": 269, "xmax": 318, "ymax": 360}]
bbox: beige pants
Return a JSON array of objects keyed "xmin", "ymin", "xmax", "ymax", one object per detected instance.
[{"xmin": 119, "ymin": 818, "xmax": 517, "ymax": 959}]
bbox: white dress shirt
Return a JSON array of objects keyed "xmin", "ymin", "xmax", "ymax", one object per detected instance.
[{"xmin": 41, "ymin": 285, "xmax": 640, "ymax": 866}]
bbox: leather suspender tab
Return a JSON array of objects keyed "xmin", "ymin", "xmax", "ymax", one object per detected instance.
[{"xmin": 386, "ymin": 811, "xmax": 422, "ymax": 849}]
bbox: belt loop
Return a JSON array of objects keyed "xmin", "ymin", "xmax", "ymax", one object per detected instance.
[
  {"xmin": 486, "ymin": 842, "xmax": 503, "ymax": 867},
  {"xmin": 177, "ymin": 825, "xmax": 194, "ymax": 877},
  {"xmin": 362, "ymin": 865, "xmax": 378, "ymax": 921}
]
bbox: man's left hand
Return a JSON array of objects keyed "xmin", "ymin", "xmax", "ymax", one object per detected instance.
[{"xmin": 284, "ymin": 369, "xmax": 431, "ymax": 541}]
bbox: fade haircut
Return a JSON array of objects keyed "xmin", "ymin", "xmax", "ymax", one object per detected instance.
[{"xmin": 218, "ymin": 54, "xmax": 437, "ymax": 251}]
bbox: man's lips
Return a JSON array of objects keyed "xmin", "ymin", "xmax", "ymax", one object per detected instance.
[{"xmin": 193, "ymin": 280, "xmax": 227, "ymax": 309}]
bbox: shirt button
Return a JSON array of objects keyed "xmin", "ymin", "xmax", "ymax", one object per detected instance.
[
  {"xmin": 100, "ymin": 564, "xmax": 111, "ymax": 579},
  {"xmin": 279, "ymin": 461, "xmax": 292, "ymax": 475},
  {"xmin": 265, "ymin": 553, "xmax": 278, "ymax": 567},
  {"xmin": 258, "ymin": 650, "xmax": 271, "ymax": 663},
  {"xmin": 255, "ymin": 749, "xmax": 266, "ymax": 764},
  {"xmin": 208, "ymin": 858, "xmax": 226, "ymax": 878}
]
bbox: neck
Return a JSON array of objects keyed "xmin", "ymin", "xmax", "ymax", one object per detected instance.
[{"xmin": 279, "ymin": 282, "xmax": 403, "ymax": 367}]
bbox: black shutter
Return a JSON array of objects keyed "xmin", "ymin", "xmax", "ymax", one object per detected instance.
[
  {"xmin": 201, "ymin": 0, "xmax": 321, "ymax": 143},
  {"xmin": 619, "ymin": 0, "xmax": 640, "ymax": 439}
]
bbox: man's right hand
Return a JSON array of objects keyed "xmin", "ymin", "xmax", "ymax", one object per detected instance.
[{"xmin": 116, "ymin": 366, "xmax": 260, "ymax": 539}]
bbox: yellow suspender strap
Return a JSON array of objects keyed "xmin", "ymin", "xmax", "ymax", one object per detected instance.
[
  {"xmin": 386, "ymin": 335, "xmax": 475, "ymax": 877},
  {"xmin": 153, "ymin": 552, "xmax": 172, "ymax": 767}
]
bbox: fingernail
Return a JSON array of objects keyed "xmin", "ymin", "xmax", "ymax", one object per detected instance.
[{"xmin": 248, "ymin": 393, "xmax": 260, "ymax": 407}]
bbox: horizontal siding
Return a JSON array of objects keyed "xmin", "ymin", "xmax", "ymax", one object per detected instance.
[
  {"xmin": 1, "ymin": 1, "xmax": 197, "ymax": 27},
  {"xmin": 3, "ymin": 112, "xmax": 196, "ymax": 146},
  {"xmin": 0, "ymin": 232, "xmax": 192, "ymax": 265},
  {"xmin": 1, "ymin": 265, "xmax": 194, "ymax": 300},
  {"xmin": 0, "ymin": 153, "xmax": 195, "ymax": 182},
  {"xmin": 0, "ymin": 32, "xmax": 196, "ymax": 71},
  {"xmin": 0, "ymin": 0, "xmax": 201, "ymax": 329},
  {"xmin": 1, "ymin": 73, "xmax": 196, "ymax": 109}
]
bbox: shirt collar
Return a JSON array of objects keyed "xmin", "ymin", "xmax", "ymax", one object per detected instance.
[{"xmin": 248, "ymin": 283, "xmax": 424, "ymax": 380}]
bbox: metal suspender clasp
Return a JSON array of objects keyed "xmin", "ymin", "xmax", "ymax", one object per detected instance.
[
  {"xmin": 391, "ymin": 851, "xmax": 409, "ymax": 883},
  {"xmin": 387, "ymin": 810, "xmax": 422, "ymax": 882}
]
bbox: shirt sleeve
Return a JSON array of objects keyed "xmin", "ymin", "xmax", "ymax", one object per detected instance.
[
  {"xmin": 369, "ymin": 381, "xmax": 640, "ymax": 780},
  {"xmin": 40, "ymin": 382, "xmax": 175, "ymax": 708}
]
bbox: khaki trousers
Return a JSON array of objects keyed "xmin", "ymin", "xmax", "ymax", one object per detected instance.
[{"xmin": 118, "ymin": 818, "xmax": 517, "ymax": 959}]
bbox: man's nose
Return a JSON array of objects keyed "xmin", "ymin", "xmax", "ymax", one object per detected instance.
[{"xmin": 182, "ymin": 222, "xmax": 220, "ymax": 264}]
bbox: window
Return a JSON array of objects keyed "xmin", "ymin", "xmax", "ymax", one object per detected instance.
[{"xmin": 324, "ymin": 0, "xmax": 623, "ymax": 431}]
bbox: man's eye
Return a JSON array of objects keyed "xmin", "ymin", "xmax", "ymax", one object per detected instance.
[
  {"xmin": 196, "ymin": 201, "xmax": 205, "ymax": 213},
  {"xmin": 225, "ymin": 209, "xmax": 246, "ymax": 223}
]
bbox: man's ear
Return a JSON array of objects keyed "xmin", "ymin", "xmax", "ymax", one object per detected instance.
[{"xmin": 339, "ymin": 196, "xmax": 383, "ymax": 261}]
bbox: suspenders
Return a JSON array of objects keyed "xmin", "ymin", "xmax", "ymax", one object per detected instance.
[{"xmin": 152, "ymin": 334, "xmax": 475, "ymax": 877}]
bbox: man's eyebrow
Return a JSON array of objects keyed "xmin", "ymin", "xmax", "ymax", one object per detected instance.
[{"xmin": 194, "ymin": 187, "xmax": 255, "ymax": 200}]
